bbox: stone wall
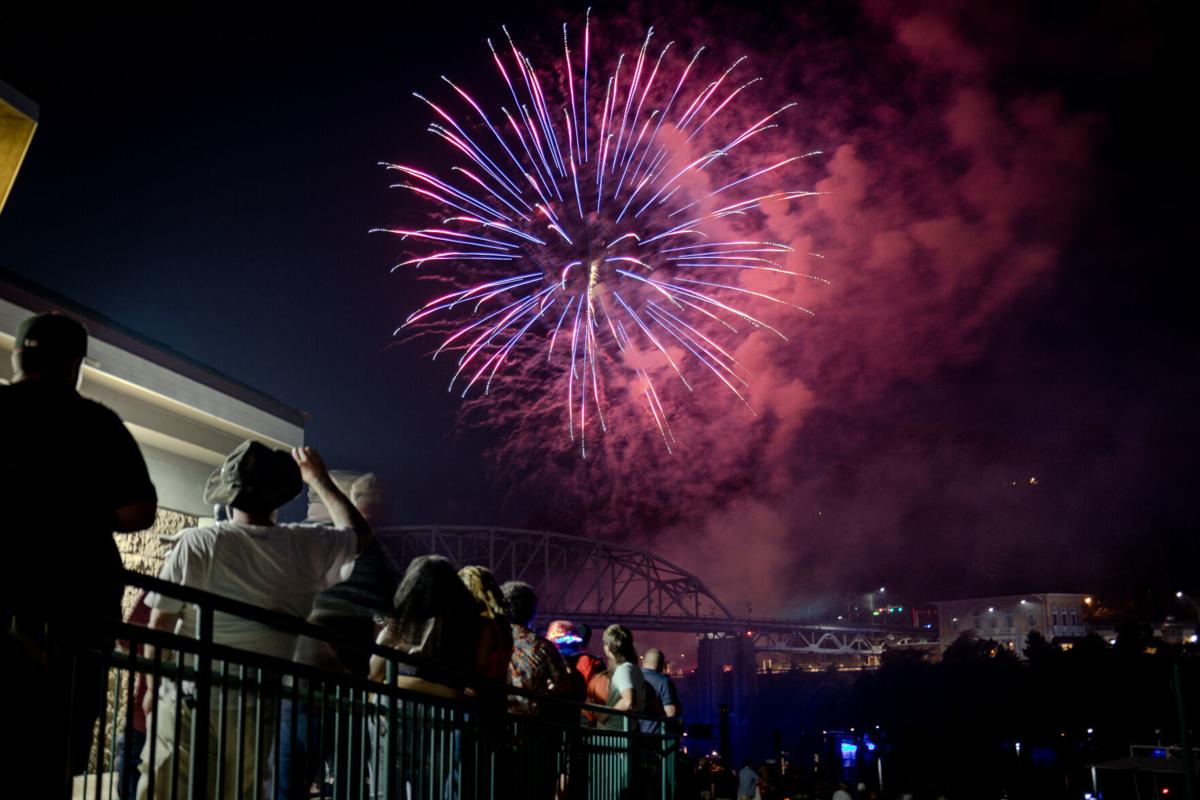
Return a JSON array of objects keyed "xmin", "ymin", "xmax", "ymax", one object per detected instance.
[
  {"xmin": 90, "ymin": 509, "xmax": 198, "ymax": 776},
  {"xmin": 115, "ymin": 508, "xmax": 197, "ymax": 617}
]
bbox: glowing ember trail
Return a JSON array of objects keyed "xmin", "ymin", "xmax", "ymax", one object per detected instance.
[{"xmin": 377, "ymin": 11, "xmax": 825, "ymax": 457}]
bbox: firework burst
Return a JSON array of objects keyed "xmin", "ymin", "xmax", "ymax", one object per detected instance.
[{"xmin": 376, "ymin": 11, "xmax": 824, "ymax": 457}]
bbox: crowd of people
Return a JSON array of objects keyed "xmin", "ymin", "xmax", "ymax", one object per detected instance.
[{"xmin": 0, "ymin": 312, "xmax": 682, "ymax": 799}]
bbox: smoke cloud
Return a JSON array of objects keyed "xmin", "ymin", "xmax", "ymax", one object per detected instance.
[{"xmin": 428, "ymin": 1, "xmax": 1114, "ymax": 614}]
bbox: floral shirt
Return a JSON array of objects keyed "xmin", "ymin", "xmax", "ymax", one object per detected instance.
[{"xmin": 507, "ymin": 624, "xmax": 570, "ymax": 715}]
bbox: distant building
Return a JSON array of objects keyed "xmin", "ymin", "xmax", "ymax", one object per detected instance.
[{"xmin": 934, "ymin": 593, "xmax": 1091, "ymax": 657}]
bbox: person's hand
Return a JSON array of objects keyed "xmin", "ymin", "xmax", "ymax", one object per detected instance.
[{"xmin": 291, "ymin": 447, "xmax": 329, "ymax": 486}]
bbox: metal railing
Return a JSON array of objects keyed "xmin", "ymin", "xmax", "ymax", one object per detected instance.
[{"xmin": 2, "ymin": 569, "xmax": 676, "ymax": 800}]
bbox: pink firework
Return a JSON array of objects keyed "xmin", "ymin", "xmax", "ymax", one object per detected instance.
[{"xmin": 376, "ymin": 11, "xmax": 824, "ymax": 457}]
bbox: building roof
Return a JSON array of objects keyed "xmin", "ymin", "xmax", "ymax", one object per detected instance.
[
  {"xmin": 931, "ymin": 592, "xmax": 1089, "ymax": 606},
  {"xmin": 0, "ymin": 80, "xmax": 39, "ymax": 215},
  {"xmin": 1, "ymin": 268, "xmax": 306, "ymax": 427}
]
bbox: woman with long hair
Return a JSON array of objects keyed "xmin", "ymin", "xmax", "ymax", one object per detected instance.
[
  {"xmin": 457, "ymin": 565, "xmax": 514, "ymax": 683},
  {"xmin": 368, "ymin": 555, "xmax": 481, "ymax": 799},
  {"xmin": 601, "ymin": 624, "xmax": 646, "ymax": 727},
  {"xmin": 370, "ymin": 555, "xmax": 480, "ymax": 696}
]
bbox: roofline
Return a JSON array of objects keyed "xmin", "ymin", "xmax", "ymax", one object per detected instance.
[
  {"xmin": 930, "ymin": 591, "xmax": 1091, "ymax": 605},
  {"xmin": 0, "ymin": 80, "xmax": 38, "ymax": 121},
  {"xmin": 1, "ymin": 268, "xmax": 307, "ymax": 427}
]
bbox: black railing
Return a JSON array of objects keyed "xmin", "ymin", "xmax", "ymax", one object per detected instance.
[{"xmin": 2, "ymin": 569, "xmax": 676, "ymax": 800}]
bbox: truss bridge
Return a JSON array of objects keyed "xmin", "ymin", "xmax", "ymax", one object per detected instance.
[{"xmin": 376, "ymin": 526, "xmax": 934, "ymax": 658}]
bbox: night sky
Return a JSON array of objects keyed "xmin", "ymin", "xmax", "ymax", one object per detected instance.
[{"xmin": 2, "ymin": 2, "xmax": 1197, "ymax": 618}]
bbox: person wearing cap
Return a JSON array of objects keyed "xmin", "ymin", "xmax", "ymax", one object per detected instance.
[
  {"xmin": 546, "ymin": 620, "xmax": 593, "ymax": 799},
  {"xmin": 546, "ymin": 619, "xmax": 592, "ymax": 705},
  {"xmin": 1, "ymin": 312, "xmax": 158, "ymax": 785},
  {"xmin": 135, "ymin": 441, "xmax": 372, "ymax": 800}
]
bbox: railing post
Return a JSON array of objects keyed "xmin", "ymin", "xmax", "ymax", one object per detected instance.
[
  {"xmin": 623, "ymin": 714, "xmax": 632, "ymax": 799},
  {"xmin": 189, "ymin": 605, "xmax": 213, "ymax": 800},
  {"xmin": 661, "ymin": 720, "xmax": 670, "ymax": 800},
  {"xmin": 384, "ymin": 661, "xmax": 397, "ymax": 800}
]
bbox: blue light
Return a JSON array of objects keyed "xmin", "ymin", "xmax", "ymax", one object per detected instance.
[
  {"xmin": 840, "ymin": 741, "xmax": 858, "ymax": 766},
  {"xmin": 1152, "ymin": 748, "xmax": 1168, "ymax": 758},
  {"xmin": 863, "ymin": 737, "xmax": 877, "ymax": 752}
]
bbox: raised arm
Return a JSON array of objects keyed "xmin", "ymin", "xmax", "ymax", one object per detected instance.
[{"xmin": 292, "ymin": 446, "xmax": 373, "ymax": 553}]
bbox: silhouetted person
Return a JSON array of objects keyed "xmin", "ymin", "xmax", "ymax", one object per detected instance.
[
  {"xmin": 1, "ymin": 312, "xmax": 157, "ymax": 790},
  {"xmin": 282, "ymin": 472, "xmax": 401, "ymax": 799},
  {"xmin": 547, "ymin": 621, "xmax": 608, "ymax": 726},
  {"xmin": 736, "ymin": 759, "xmax": 760, "ymax": 800},
  {"xmin": 369, "ymin": 555, "xmax": 480, "ymax": 799}
]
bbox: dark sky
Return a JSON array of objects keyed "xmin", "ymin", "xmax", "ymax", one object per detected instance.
[{"xmin": 2, "ymin": 2, "xmax": 1197, "ymax": 615}]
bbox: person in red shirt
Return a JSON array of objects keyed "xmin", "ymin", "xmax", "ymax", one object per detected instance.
[
  {"xmin": 546, "ymin": 621, "xmax": 608, "ymax": 725},
  {"xmin": 114, "ymin": 592, "xmax": 152, "ymax": 799}
]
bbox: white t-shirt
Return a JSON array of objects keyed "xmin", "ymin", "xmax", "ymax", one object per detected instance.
[
  {"xmin": 147, "ymin": 521, "xmax": 359, "ymax": 661},
  {"xmin": 608, "ymin": 661, "xmax": 647, "ymax": 712}
]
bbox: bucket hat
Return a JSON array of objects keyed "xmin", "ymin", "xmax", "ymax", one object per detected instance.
[{"xmin": 203, "ymin": 440, "xmax": 302, "ymax": 514}]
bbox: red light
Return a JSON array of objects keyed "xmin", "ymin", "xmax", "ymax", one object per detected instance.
[{"xmin": 1162, "ymin": 788, "xmax": 1170, "ymax": 796}]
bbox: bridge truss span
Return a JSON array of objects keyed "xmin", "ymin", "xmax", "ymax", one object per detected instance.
[
  {"xmin": 375, "ymin": 526, "xmax": 937, "ymax": 656},
  {"xmin": 376, "ymin": 525, "xmax": 735, "ymax": 630}
]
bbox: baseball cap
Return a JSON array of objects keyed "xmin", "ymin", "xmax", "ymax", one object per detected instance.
[
  {"xmin": 546, "ymin": 619, "xmax": 586, "ymax": 656},
  {"xmin": 14, "ymin": 313, "xmax": 88, "ymax": 365}
]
